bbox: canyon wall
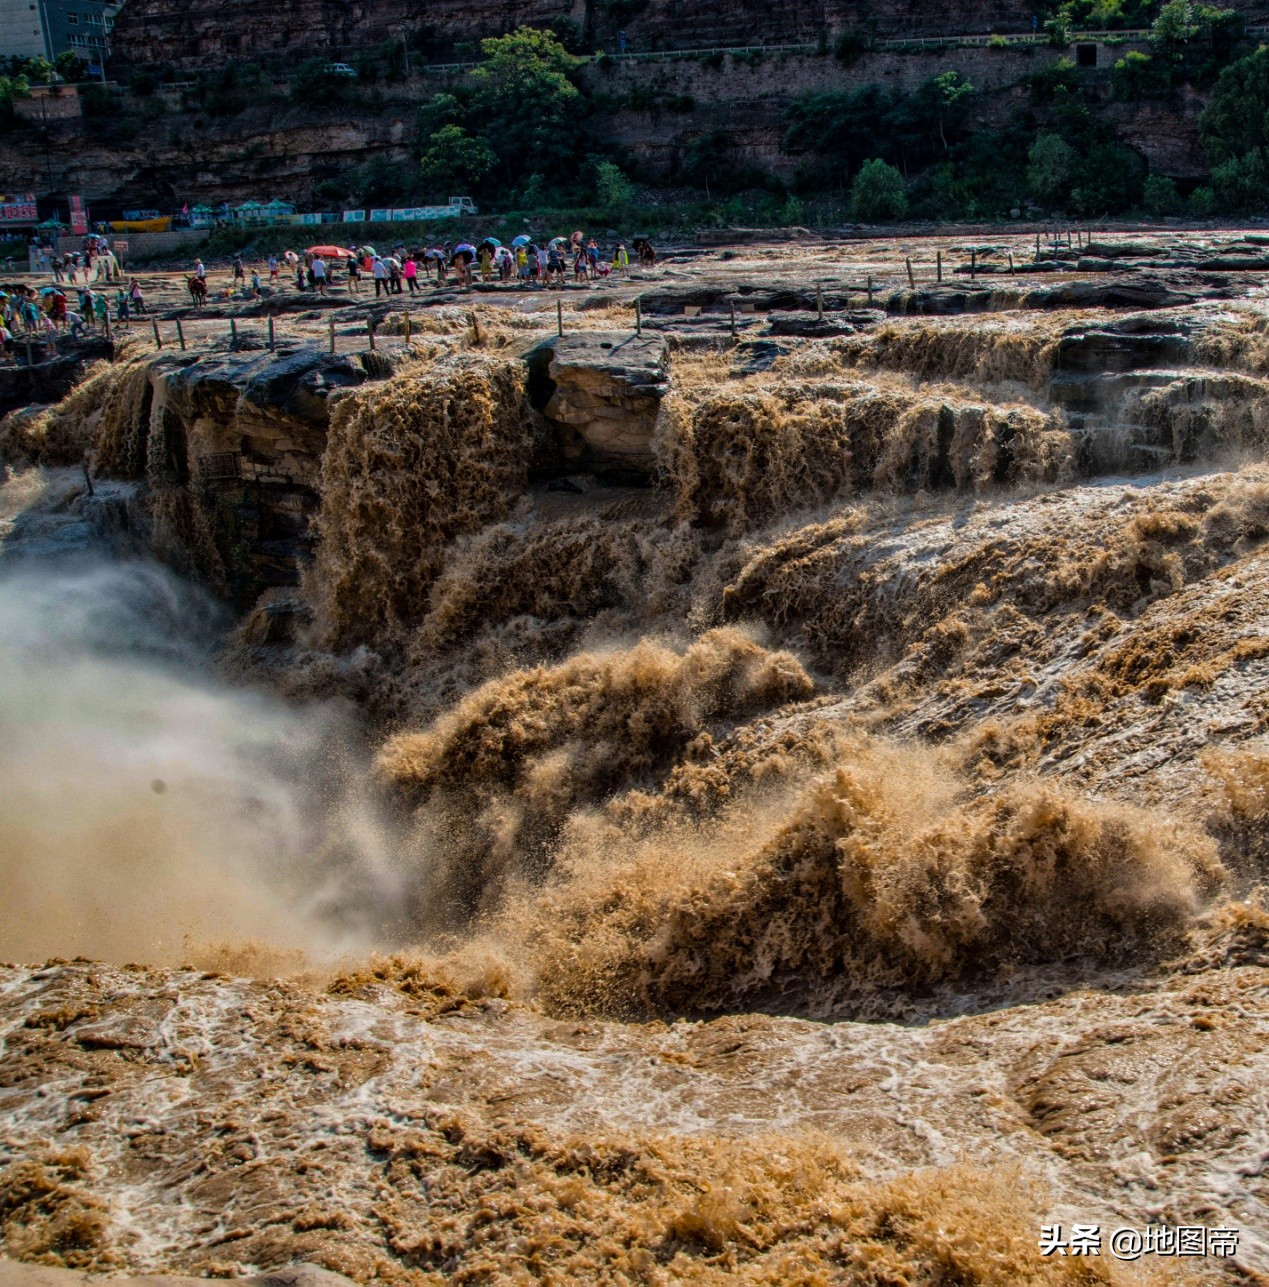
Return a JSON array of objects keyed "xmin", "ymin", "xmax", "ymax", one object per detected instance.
[
  {"xmin": 0, "ymin": 44, "xmax": 1209, "ymax": 206},
  {"xmin": 107, "ymin": 0, "xmax": 1151, "ymax": 70}
]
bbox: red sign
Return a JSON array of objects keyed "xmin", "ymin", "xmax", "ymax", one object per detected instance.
[
  {"xmin": 0, "ymin": 202, "xmax": 37, "ymax": 223},
  {"xmin": 70, "ymin": 195, "xmax": 87, "ymax": 235}
]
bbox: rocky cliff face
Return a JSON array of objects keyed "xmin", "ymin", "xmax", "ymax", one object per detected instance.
[
  {"xmin": 110, "ymin": 0, "xmax": 1269, "ymax": 70},
  {"xmin": 0, "ymin": 46, "xmax": 1212, "ymax": 206}
]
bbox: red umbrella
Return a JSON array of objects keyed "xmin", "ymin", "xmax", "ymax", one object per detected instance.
[{"xmin": 304, "ymin": 245, "xmax": 355, "ymax": 258}]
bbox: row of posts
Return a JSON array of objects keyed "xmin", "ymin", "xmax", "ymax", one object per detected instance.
[{"xmin": 132, "ymin": 224, "xmax": 1099, "ymax": 359}]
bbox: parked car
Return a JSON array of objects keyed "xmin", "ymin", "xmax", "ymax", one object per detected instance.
[{"xmin": 326, "ymin": 63, "xmax": 357, "ymax": 78}]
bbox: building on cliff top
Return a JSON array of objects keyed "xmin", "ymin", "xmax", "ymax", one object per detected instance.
[{"xmin": 0, "ymin": 0, "xmax": 120, "ymax": 65}]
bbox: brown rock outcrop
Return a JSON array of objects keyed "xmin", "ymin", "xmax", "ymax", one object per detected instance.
[{"xmin": 528, "ymin": 331, "xmax": 670, "ymax": 470}]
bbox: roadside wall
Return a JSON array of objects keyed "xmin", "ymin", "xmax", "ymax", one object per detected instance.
[{"xmin": 57, "ymin": 228, "xmax": 210, "ymax": 259}]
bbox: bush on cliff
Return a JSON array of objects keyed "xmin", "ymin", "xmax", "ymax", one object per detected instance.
[
  {"xmin": 290, "ymin": 58, "xmax": 353, "ymax": 108},
  {"xmin": 419, "ymin": 125, "xmax": 498, "ymax": 192},
  {"xmin": 1143, "ymin": 172, "xmax": 1181, "ymax": 215},
  {"xmin": 1201, "ymin": 45, "xmax": 1269, "ymax": 172},
  {"xmin": 848, "ymin": 159, "xmax": 907, "ymax": 222}
]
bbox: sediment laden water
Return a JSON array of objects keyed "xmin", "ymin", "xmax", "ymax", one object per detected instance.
[{"xmin": 3, "ymin": 302, "xmax": 1269, "ymax": 1282}]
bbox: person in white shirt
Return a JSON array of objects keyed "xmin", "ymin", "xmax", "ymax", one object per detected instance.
[
  {"xmin": 372, "ymin": 255, "xmax": 389, "ymax": 298},
  {"xmin": 312, "ymin": 256, "xmax": 327, "ymax": 296}
]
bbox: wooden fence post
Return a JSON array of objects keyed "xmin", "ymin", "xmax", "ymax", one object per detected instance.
[
  {"xmin": 176, "ymin": 318, "xmax": 186, "ymax": 351},
  {"xmin": 816, "ymin": 283, "xmax": 824, "ymax": 319},
  {"xmin": 470, "ymin": 310, "xmax": 481, "ymax": 345},
  {"xmin": 152, "ymin": 318, "xmax": 162, "ymax": 349},
  {"xmin": 636, "ymin": 297, "xmax": 641, "ymax": 335},
  {"xmin": 970, "ymin": 249, "xmax": 976, "ymax": 281},
  {"xmin": 367, "ymin": 318, "xmax": 375, "ymax": 350},
  {"xmin": 937, "ymin": 249, "xmax": 942, "ymax": 282},
  {"xmin": 730, "ymin": 300, "xmax": 737, "ymax": 335},
  {"xmin": 867, "ymin": 274, "xmax": 873, "ymax": 304},
  {"xmin": 1008, "ymin": 252, "xmax": 1015, "ymax": 275},
  {"xmin": 268, "ymin": 315, "xmax": 275, "ymax": 351},
  {"xmin": 905, "ymin": 258, "xmax": 915, "ymax": 288},
  {"xmin": 329, "ymin": 316, "xmax": 335, "ymax": 354},
  {"xmin": 230, "ymin": 319, "xmax": 238, "ymax": 350},
  {"xmin": 557, "ymin": 299, "xmax": 563, "ymax": 337},
  {"xmin": 404, "ymin": 314, "xmax": 411, "ymax": 345}
]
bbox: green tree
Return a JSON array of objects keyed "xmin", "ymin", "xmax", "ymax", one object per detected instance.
[
  {"xmin": 1143, "ymin": 173, "xmax": 1181, "ymax": 214},
  {"xmin": 469, "ymin": 28, "xmax": 584, "ymax": 179},
  {"xmin": 290, "ymin": 58, "xmax": 351, "ymax": 108},
  {"xmin": 849, "ymin": 158, "xmax": 907, "ymax": 221},
  {"xmin": 1211, "ymin": 150, "xmax": 1269, "ymax": 213},
  {"xmin": 0, "ymin": 73, "xmax": 30, "ymax": 122},
  {"xmin": 1200, "ymin": 45, "xmax": 1269, "ymax": 164},
  {"xmin": 1044, "ymin": 11, "xmax": 1073, "ymax": 45},
  {"xmin": 1027, "ymin": 132, "xmax": 1077, "ymax": 207},
  {"xmin": 419, "ymin": 124, "xmax": 497, "ymax": 193},
  {"xmin": 1112, "ymin": 50, "xmax": 1168, "ymax": 99},
  {"xmin": 417, "ymin": 92, "xmax": 465, "ymax": 137},
  {"xmin": 199, "ymin": 62, "xmax": 268, "ymax": 115},
  {"xmin": 53, "ymin": 51, "xmax": 86, "ymax": 82},
  {"xmin": 1150, "ymin": 0, "xmax": 1200, "ymax": 59},
  {"xmin": 20, "ymin": 57, "xmax": 54, "ymax": 85},
  {"xmin": 594, "ymin": 160, "xmax": 634, "ymax": 211},
  {"xmin": 380, "ymin": 37, "xmax": 406, "ymax": 82},
  {"xmin": 1069, "ymin": 139, "xmax": 1144, "ymax": 214},
  {"xmin": 930, "ymin": 70, "xmax": 973, "ymax": 151}
]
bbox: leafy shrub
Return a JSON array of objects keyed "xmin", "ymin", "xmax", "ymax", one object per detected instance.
[
  {"xmin": 595, "ymin": 160, "xmax": 635, "ymax": 211},
  {"xmin": 1211, "ymin": 150, "xmax": 1269, "ymax": 213},
  {"xmin": 1143, "ymin": 173, "xmax": 1181, "ymax": 214},
  {"xmin": 1027, "ymin": 131, "xmax": 1077, "ymax": 206},
  {"xmin": 290, "ymin": 59, "xmax": 351, "ymax": 108},
  {"xmin": 419, "ymin": 125, "xmax": 497, "ymax": 192},
  {"xmin": 849, "ymin": 158, "xmax": 907, "ymax": 221}
]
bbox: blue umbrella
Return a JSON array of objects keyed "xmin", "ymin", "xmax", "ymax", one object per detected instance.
[{"xmin": 511, "ymin": 234, "xmax": 531, "ymax": 248}]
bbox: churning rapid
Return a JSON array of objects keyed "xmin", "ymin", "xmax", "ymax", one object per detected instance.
[
  {"xmin": 0, "ymin": 471, "xmax": 403, "ymax": 967},
  {"xmin": 4, "ymin": 240, "xmax": 1269, "ymax": 1284}
]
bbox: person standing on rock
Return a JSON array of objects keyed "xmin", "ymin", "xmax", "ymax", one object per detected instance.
[
  {"xmin": 232, "ymin": 255, "xmax": 245, "ymax": 288},
  {"xmin": 129, "ymin": 278, "xmax": 145, "ymax": 314},
  {"xmin": 372, "ymin": 255, "xmax": 389, "ymax": 298},
  {"xmin": 388, "ymin": 255, "xmax": 403, "ymax": 294},
  {"xmin": 404, "ymin": 253, "xmax": 419, "ymax": 292},
  {"xmin": 268, "ymin": 254, "xmax": 279, "ymax": 284},
  {"xmin": 312, "ymin": 255, "xmax": 327, "ymax": 296},
  {"xmin": 347, "ymin": 254, "xmax": 361, "ymax": 294},
  {"xmin": 613, "ymin": 243, "xmax": 629, "ymax": 275}
]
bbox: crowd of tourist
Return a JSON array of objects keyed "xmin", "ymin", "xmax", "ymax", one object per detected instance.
[
  {"xmin": 1, "ymin": 230, "xmax": 655, "ymax": 361},
  {"xmin": 208, "ymin": 232, "xmax": 648, "ymax": 301},
  {"xmin": 1, "ymin": 278, "xmax": 147, "ymax": 356}
]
